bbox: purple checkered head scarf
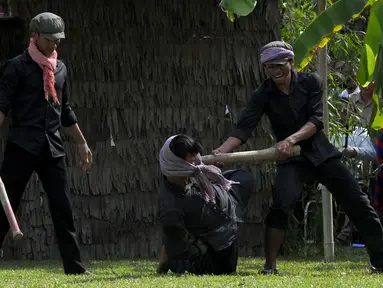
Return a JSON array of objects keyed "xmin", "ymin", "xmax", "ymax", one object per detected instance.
[
  {"xmin": 260, "ymin": 41, "xmax": 294, "ymax": 65},
  {"xmin": 159, "ymin": 135, "xmax": 239, "ymax": 203}
]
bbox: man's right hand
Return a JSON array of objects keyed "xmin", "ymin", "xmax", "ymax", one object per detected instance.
[
  {"xmin": 275, "ymin": 138, "xmax": 295, "ymax": 160},
  {"xmin": 342, "ymin": 147, "xmax": 357, "ymax": 158}
]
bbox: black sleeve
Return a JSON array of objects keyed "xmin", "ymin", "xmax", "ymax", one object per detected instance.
[
  {"xmin": 307, "ymin": 72, "xmax": 324, "ymax": 131},
  {"xmin": 230, "ymin": 88, "xmax": 268, "ymax": 143},
  {"xmin": 60, "ymin": 67, "xmax": 78, "ymax": 127},
  {"xmin": 160, "ymin": 210, "xmax": 201, "ymax": 261},
  {"xmin": 0, "ymin": 60, "xmax": 19, "ymax": 116}
]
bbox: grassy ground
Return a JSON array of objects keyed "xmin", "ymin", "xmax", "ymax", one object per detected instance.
[{"xmin": 1, "ymin": 247, "xmax": 383, "ymax": 287}]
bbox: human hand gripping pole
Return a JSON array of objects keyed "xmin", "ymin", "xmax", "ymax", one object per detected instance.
[
  {"xmin": 203, "ymin": 146, "xmax": 301, "ymax": 165},
  {"xmin": 0, "ymin": 177, "xmax": 23, "ymax": 240}
]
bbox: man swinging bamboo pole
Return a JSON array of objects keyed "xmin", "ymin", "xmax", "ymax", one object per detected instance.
[{"xmin": 208, "ymin": 40, "xmax": 383, "ymax": 274}]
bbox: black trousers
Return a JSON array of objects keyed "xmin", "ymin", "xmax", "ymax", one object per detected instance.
[
  {"xmin": 265, "ymin": 157, "xmax": 383, "ymax": 268},
  {"xmin": 168, "ymin": 240, "xmax": 238, "ymax": 275},
  {"xmin": 224, "ymin": 169, "xmax": 253, "ymax": 213},
  {"xmin": 0, "ymin": 141, "xmax": 85, "ymax": 274}
]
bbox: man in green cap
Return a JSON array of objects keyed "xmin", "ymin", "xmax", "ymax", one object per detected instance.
[{"xmin": 0, "ymin": 12, "xmax": 91, "ymax": 275}]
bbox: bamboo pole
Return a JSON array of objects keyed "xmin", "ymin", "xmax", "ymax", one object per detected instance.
[
  {"xmin": 201, "ymin": 146, "xmax": 301, "ymax": 165},
  {"xmin": 317, "ymin": 0, "xmax": 335, "ymax": 262}
]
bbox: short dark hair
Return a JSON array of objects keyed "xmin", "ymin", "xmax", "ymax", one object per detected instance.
[
  {"xmin": 169, "ymin": 134, "xmax": 203, "ymax": 160},
  {"xmin": 260, "ymin": 40, "xmax": 293, "ymax": 53}
]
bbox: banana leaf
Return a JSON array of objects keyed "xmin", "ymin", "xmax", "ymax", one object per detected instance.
[
  {"xmin": 370, "ymin": 40, "xmax": 383, "ymax": 131},
  {"xmin": 293, "ymin": 0, "xmax": 370, "ymax": 71},
  {"xmin": 219, "ymin": 0, "xmax": 257, "ymax": 22},
  {"xmin": 357, "ymin": 0, "xmax": 383, "ymax": 87}
]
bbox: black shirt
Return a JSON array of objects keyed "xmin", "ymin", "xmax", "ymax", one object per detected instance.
[
  {"xmin": 158, "ymin": 176, "xmax": 245, "ymax": 261},
  {"xmin": 231, "ymin": 70, "xmax": 340, "ymax": 166},
  {"xmin": 0, "ymin": 50, "xmax": 78, "ymax": 157}
]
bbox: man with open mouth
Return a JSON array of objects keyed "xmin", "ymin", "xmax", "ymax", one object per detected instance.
[{"xmin": 213, "ymin": 40, "xmax": 383, "ymax": 275}]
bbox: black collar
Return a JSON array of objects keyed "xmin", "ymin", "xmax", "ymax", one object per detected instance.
[
  {"xmin": 268, "ymin": 69, "xmax": 303, "ymax": 94},
  {"xmin": 20, "ymin": 49, "xmax": 34, "ymax": 63},
  {"xmin": 163, "ymin": 175, "xmax": 188, "ymax": 196},
  {"xmin": 20, "ymin": 49, "xmax": 61, "ymax": 69}
]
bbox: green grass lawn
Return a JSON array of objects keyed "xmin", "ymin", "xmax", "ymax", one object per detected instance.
[{"xmin": 1, "ymin": 247, "xmax": 383, "ymax": 287}]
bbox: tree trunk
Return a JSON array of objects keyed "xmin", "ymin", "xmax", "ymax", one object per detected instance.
[{"xmin": 0, "ymin": 0, "xmax": 280, "ymax": 260}]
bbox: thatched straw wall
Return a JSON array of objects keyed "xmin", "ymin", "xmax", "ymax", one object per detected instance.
[{"xmin": 0, "ymin": 0, "xmax": 280, "ymax": 260}]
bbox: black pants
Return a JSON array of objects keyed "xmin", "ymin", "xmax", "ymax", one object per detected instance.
[
  {"xmin": 265, "ymin": 157, "xmax": 383, "ymax": 268},
  {"xmin": 224, "ymin": 169, "xmax": 253, "ymax": 213},
  {"xmin": 168, "ymin": 240, "xmax": 238, "ymax": 275},
  {"xmin": 0, "ymin": 142, "xmax": 85, "ymax": 274}
]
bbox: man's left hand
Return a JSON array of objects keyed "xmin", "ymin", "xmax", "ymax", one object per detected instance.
[
  {"xmin": 342, "ymin": 147, "xmax": 357, "ymax": 158},
  {"xmin": 275, "ymin": 138, "xmax": 295, "ymax": 160},
  {"xmin": 211, "ymin": 149, "xmax": 225, "ymax": 168},
  {"xmin": 77, "ymin": 143, "xmax": 93, "ymax": 171}
]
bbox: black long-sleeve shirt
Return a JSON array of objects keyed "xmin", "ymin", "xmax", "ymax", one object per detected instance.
[
  {"xmin": 0, "ymin": 50, "xmax": 78, "ymax": 157},
  {"xmin": 231, "ymin": 70, "xmax": 340, "ymax": 166}
]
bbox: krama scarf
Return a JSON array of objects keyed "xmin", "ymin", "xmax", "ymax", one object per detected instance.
[
  {"xmin": 159, "ymin": 135, "xmax": 239, "ymax": 203},
  {"xmin": 28, "ymin": 38, "xmax": 60, "ymax": 104}
]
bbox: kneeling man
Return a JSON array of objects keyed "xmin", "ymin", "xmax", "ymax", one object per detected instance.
[{"xmin": 156, "ymin": 134, "xmax": 254, "ymax": 275}]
